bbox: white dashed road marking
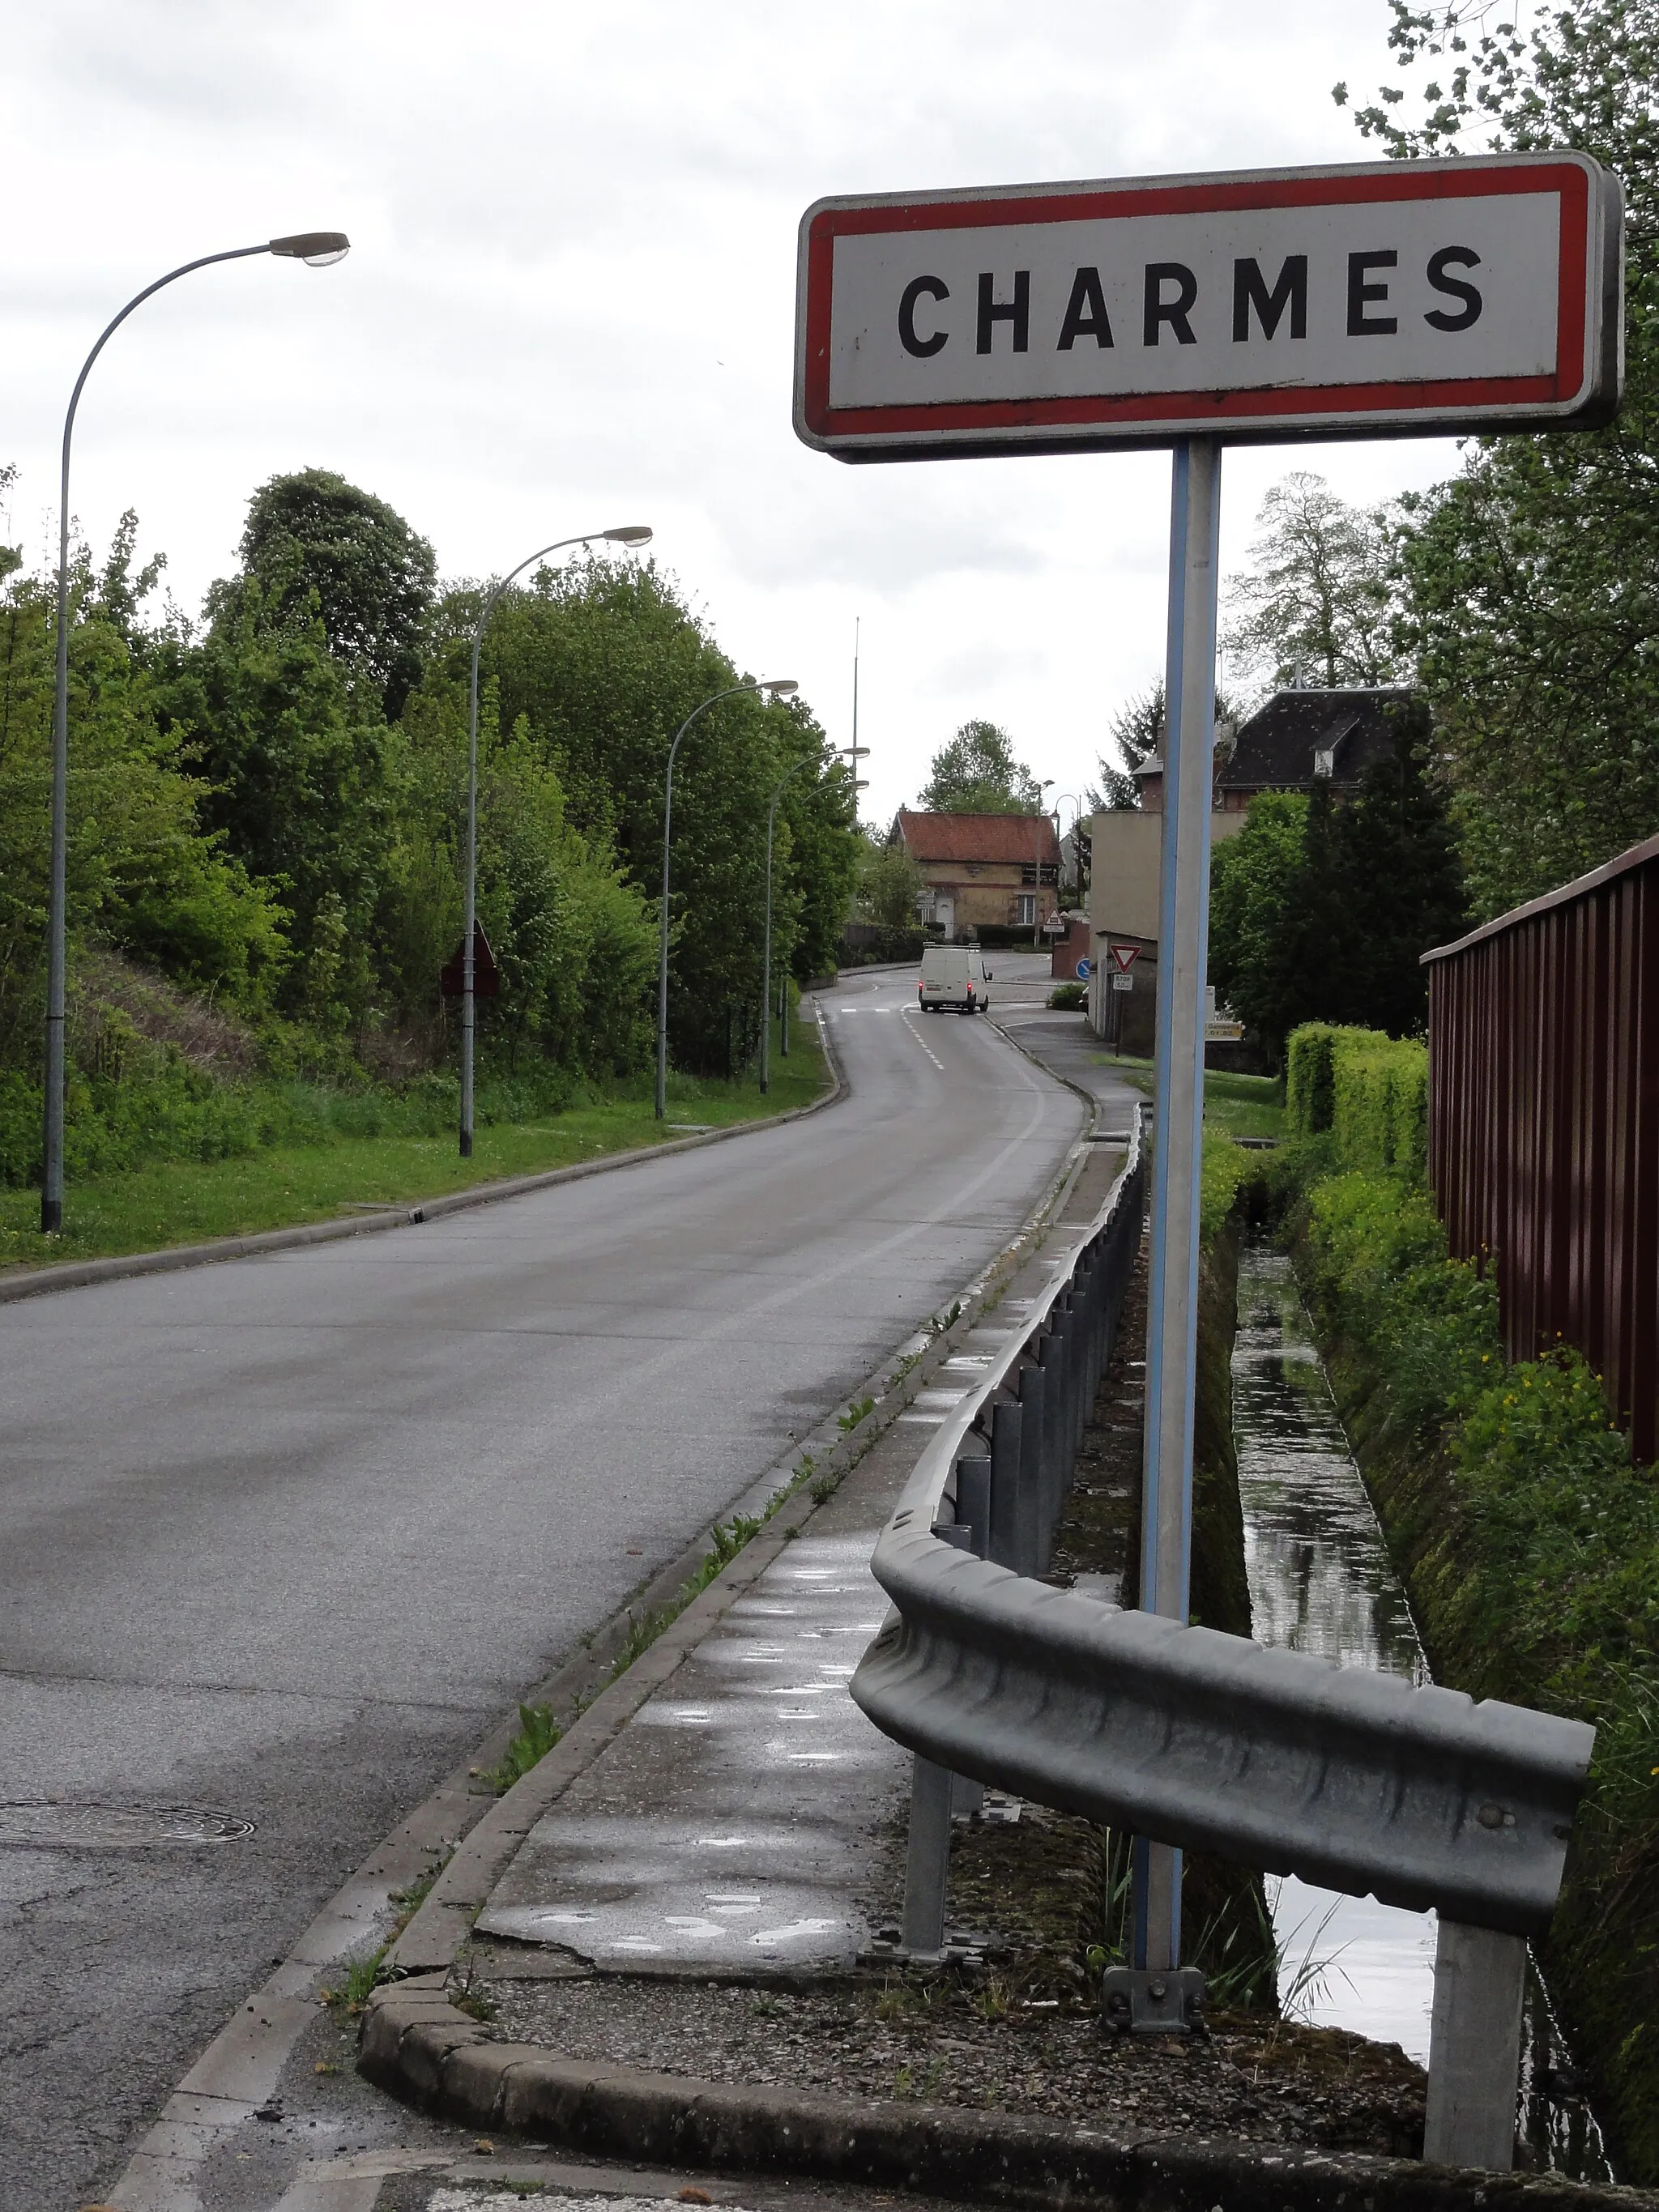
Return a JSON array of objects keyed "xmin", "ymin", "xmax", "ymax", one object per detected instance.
[{"xmin": 902, "ymin": 1011, "xmax": 945, "ymax": 1071}]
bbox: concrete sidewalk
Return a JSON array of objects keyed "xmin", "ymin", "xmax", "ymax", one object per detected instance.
[{"xmin": 468, "ymin": 1144, "xmax": 1128, "ymax": 1976}]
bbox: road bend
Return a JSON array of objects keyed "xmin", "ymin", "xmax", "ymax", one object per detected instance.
[{"xmin": 0, "ymin": 953, "xmax": 1081, "ymax": 2212}]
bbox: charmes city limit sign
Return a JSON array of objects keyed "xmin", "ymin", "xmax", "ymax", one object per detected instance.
[{"xmin": 792, "ymin": 152, "xmax": 1623, "ymax": 458}]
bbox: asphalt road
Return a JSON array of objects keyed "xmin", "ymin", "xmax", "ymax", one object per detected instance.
[{"xmin": 0, "ymin": 956, "xmax": 1081, "ymax": 2212}]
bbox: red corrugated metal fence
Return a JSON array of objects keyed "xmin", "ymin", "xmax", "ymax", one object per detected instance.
[{"xmin": 1424, "ymin": 831, "xmax": 1659, "ymax": 1464}]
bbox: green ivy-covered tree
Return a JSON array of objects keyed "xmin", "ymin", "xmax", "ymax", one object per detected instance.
[{"xmin": 1337, "ymin": 1, "xmax": 1659, "ymax": 916}]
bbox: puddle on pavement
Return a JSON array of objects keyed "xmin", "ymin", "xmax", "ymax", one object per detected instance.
[{"xmin": 1232, "ymin": 1234, "xmax": 1613, "ymax": 2181}]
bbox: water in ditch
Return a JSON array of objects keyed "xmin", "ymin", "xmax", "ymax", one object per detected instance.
[{"xmin": 1232, "ymin": 1234, "xmax": 1613, "ymax": 2181}]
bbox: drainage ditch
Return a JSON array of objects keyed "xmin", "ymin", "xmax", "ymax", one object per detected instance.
[{"xmin": 1233, "ymin": 1230, "xmax": 1614, "ymax": 2181}]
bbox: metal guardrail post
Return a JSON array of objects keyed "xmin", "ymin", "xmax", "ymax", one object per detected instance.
[
  {"xmin": 901, "ymin": 1755, "xmax": 953, "ymax": 1954},
  {"xmin": 951, "ymin": 1453, "xmax": 992, "ymax": 1818},
  {"xmin": 1423, "ymin": 1920, "xmax": 1529, "ymax": 2170},
  {"xmin": 1016, "ymin": 1360, "xmax": 1046, "ymax": 1576},
  {"xmin": 987, "ymin": 1393, "xmax": 1023, "ymax": 1571},
  {"xmin": 955, "ymin": 1454, "xmax": 992, "ymax": 1558},
  {"xmin": 898, "ymin": 1479, "xmax": 993, "ymax": 1951},
  {"xmin": 1037, "ymin": 1331, "xmax": 1066, "ymax": 1560}
]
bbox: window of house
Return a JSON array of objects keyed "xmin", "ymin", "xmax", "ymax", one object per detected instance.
[{"xmin": 1016, "ymin": 894, "xmax": 1036, "ymax": 926}]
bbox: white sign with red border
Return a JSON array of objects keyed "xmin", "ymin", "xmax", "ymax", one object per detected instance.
[
  {"xmin": 794, "ymin": 154, "xmax": 1621, "ymax": 458},
  {"xmin": 1109, "ymin": 944, "xmax": 1141, "ymax": 974}
]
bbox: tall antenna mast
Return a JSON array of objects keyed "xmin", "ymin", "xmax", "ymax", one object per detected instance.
[{"xmin": 842, "ymin": 616, "xmax": 870, "ymax": 816}]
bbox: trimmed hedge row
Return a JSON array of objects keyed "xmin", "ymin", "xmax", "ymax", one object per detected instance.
[
  {"xmin": 1285, "ymin": 1023, "xmax": 1428, "ymax": 1175},
  {"xmin": 1279, "ymin": 1153, "xmax": 1659, "ymax": 2180}
]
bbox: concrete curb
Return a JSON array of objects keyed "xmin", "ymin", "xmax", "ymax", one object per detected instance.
[
  {"xmin": 357, "ymin": 1988, "xmax": 1656, "ymax": 2212},
  {"xmin": 0, "ymin": 1001, "xmax": 847, "ymax": 1306}
]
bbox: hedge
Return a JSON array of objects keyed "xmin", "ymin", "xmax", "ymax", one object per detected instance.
[
  {"xmin": 1285, "ymin": 1022, "xmax": 1427, "ymax": 1175},
  {"xmin": 1290, "ymin": 1163, "xmax": 1659, "ymax": 2178}
]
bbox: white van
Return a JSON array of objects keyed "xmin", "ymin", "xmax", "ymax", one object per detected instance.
[{"xmin": 918, "ymin": 944, "xmax": 992, "ymax": 1014}]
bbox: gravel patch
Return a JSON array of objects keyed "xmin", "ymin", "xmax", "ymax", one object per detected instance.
[{"xmin": 479, "ymin": 1975, "xmax": 1426, "ymax": 2158}]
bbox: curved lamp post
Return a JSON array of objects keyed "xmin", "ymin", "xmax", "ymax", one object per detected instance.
[
  {"xmin": 760, "ymin": 757, "xmax": 808, "ymax": 1095},
  {"xmin": 1053, "ymin": 789, "xmax": 1081, "ymax": 904},
  {"xmin": 1030, "ymin": 777, "xmax": 1055, "ymax": 947},
  {"xmin": 656, "ymin": 677, "xmax": 797, "ymax": 1120},
  {"xmin": 459, "ymin": 524, "xmax": 653, "ymax": 1157},
  {"xmin": 40, "ymin": 231, "xmax": 352, "ymax": 1234}
]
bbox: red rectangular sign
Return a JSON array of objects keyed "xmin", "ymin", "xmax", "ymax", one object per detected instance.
[{"xmin": 794, "ymin": 154, "xmax": 1622, "ymax": 460}]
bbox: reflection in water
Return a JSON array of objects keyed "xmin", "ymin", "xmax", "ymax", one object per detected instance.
[{"xmin": 1232, "ymin": 1237, "xmax": 1610, "ymax": 2179}]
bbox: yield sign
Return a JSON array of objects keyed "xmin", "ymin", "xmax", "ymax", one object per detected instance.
[{"xmin": 1108, "ymin": 942, "xmax": 1140, "ymax": 974}]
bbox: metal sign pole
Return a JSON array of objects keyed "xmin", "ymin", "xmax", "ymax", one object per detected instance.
[{"xmin": 1133, "ymin": 434, "xmax": 1222, "ymax": 1975}]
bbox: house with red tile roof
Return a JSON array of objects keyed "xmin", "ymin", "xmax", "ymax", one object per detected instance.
[{"xmin": 889, "ymin": 808, "xmax": 1062, "ymax": 942}]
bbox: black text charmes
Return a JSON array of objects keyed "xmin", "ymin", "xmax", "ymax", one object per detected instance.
[{"xmin": 894, "ymin": 249, "xmax": 1484, "ymax": 358}]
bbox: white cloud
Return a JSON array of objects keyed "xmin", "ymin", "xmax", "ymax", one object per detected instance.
[{"xmin": 0, "ymin": 0, "xmax": 1461, "ymax": 823}]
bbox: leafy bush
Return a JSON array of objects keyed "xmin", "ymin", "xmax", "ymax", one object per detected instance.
[
  {"xmin": 1200, "ymin": 1130, "xmax": 1252, "ymax": 1242},
  {"xmin": 1047, "ymin": 981, "xmax": 1087, "ymax": 1010},
  {"xmin": 1286, "ymin": 1023, "xmax": 1427, "ymax": 1174},
  {"xmin": 1291, "ymin": 1156, "xmax": 1659, "ymax": 2174}
]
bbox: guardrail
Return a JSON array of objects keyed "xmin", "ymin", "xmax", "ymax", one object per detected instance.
[{"xmin": 850, "ymin": 1118, "xmax": 1596, "ymax": 2172}]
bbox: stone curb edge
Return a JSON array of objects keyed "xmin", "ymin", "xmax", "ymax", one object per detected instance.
[
  {"xmin": 0, "ymin": 1001, "xmax": 847, "ymax": 1306},
  {"xmin": 357, "ymin": 1991, "xmax": 1656, "ymax": 2212},
  {"xmin": 384, "ymin": 1029, "xmax": 1094, "ymax": 1974}
]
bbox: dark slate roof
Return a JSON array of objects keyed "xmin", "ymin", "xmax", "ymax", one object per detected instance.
[{"xmin": 1218, "ymin": 688, "xmax": 1418, "ymax": 794}]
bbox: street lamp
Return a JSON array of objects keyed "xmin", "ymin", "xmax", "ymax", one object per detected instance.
[
  {"xmin": 1030, "ymin": 777, "xmax": 1055, "ymax": 947},
  {"xmin": 458, "ymin": 524, "xmax": 653, "ymax": 1157},
  {"xmin": 39, "ymin": 231, "xmax": 352, "ymax": 1234},
  {"xmin": 656, "ymin": 677, "xmax": 798, "ymax": 1120},
  {"xmin": 759, "ymin": 757, "xmax": 808, "ymax": 1095},
  {"xmin": 1053, "ymin": 789, "xmax": 1081, "ymax": 902}
]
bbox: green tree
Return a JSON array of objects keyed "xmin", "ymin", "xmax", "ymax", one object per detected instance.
[
  {"xmin": 1223, "ymin": 472, "xmax": 1399, "ymax": 695},
  {"xmin": 225, "ymin": 467, "xmax": 437, "ymax": 716},
  {"xmin": 382, "ymin": 679, "xmax": 656, "ymax": 1076},
  {"xmin": 159, "ymin": 572, "xmax": 395, "ymax": 1033},
  {"xmin": 412, "ymin": 559, "xmax": 858, "ymax": 1077},
  {"xmin": 1209, "ymin": 709, "xmax": 1466, "ymax": 1055},
  {"xmin": 1209, "ymin": 793, "xmax": 1318, "ymax": 1052},
  {"xmin": 1093, "ymin": 686, "xmax": 1162, "ymax": 810},
  {"xmin": 1090, "ymin": 682, "xmax": 1241, "ymax": 811},
  {"xmin": 853, "ymin": 833, "xmax": 924, "ymax": 929},
  {"xmin": 0, "ymin": 560, "xmax": 288, "ymax": 1072},
  {"xmin": 1337, "ymin": 1, "xmax": 1659, "ymax": 915},
  {"xmin": 917, "ymin": 718, "xmax": 1038, "ymax": 812}
]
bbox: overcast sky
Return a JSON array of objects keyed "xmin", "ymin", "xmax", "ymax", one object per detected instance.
[{"xmin": 1, "ymin": 0, "xmax": 1469, "ymax": 827}]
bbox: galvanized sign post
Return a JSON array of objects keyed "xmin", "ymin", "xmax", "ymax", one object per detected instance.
[{"xmin": 796, "ymin": 150, "xmax": 1619, "ymax": 2169}]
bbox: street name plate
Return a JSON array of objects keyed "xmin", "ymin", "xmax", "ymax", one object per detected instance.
[{"xmin": 794, "ymin": 154, "xmax": 1621, "ymax": 459}]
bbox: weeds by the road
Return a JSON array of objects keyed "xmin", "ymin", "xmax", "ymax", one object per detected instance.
[
  {"xmin": 489, "ymin": 1703, "xmax": 563, "ymax": 1793},
  {"xmin": 838, "ymin": 1395, "xmax": 875, "ymax": 1431},
  {"xmin": 320, "ymin": 1943, "xmax": 394, "ymax": 2017}
]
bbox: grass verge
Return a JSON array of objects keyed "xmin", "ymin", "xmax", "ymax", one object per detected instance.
[
  {"xmin": 1104, "ymin": 1055, "xmax": 1286, "ymax": 1145},
  {"xmin": 0, "ymin": 1012, "xmax": 829, "ymax": 1278}
]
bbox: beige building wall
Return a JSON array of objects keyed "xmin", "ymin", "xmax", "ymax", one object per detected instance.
[
  {"xmin": 918, "ymin": 860, "xmax": 1058, "ymax": 938},
  {"xmin": 1085, "ymin": 809, "xmax": 1247, "ymax": 1034}
]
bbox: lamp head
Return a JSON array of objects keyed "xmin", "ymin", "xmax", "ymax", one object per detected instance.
[
  {"xmin": 761, "ymin": 679, "xmax": 799, "ymax": 697},
  {"xmin": 603, "ymin": 526, "xmax": 654, "ymax": 547},
  {"xmin": 270, "ymin": 232, "xmax": 351, "ymax": 267}
]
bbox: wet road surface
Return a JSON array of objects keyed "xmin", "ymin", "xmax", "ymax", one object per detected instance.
[{"xmin": 0, "ymin": 956, "xmax": 1081, "ymax": 2212}]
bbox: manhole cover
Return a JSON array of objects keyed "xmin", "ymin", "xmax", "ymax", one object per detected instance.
[{"xmin": 0, "ymin": 1801, "xmax": 255, "ymax": 1848}]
